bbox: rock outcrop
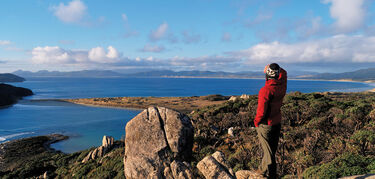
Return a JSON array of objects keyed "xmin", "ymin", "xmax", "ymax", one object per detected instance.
[
  {"xmin": 228, "ymin": 94, "xmax": 250, "ymax": 102},
  {"xmin": 240, "ymin": 94, "xmax": 250, "ymax": 99},
  {"xmin": 124, "ymin": 106, "xmax": 194, "ymax": 179},
  {"xmin": 197, "ymin": 151, "xmax": 235, "ymax": 179},
  {"xmin": 82, "ymin": 135, "xmax": 114, "ymax": 163},
  {"xmin": 228, "ymin": 96, "xmax": 238, "ymax": 102}
]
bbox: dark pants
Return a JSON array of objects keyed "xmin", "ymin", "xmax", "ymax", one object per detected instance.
[{"xmin": 256, "ymin": 124, "xmax": 281, "ymax": 179}]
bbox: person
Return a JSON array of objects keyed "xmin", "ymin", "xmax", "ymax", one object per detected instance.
[{"xmin": 254, "ymin": 63, "xmax": 287, "ymax": 178}]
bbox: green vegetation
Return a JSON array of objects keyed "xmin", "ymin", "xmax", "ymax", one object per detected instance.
[
  {"xmin": 190, "ymin": 92, "xmax": 375, "ymax": 178},
  {"xmin": 1, "ymin": 92, "xmax": 375, "ymax": 178},
  {"xmin": 0, "ymin": 137, "xmax": 125, "ymax": 179}
]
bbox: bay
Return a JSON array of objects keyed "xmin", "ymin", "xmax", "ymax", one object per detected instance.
[{"xmin": 0, "ymin": 77, "xmax": 373, "ymax": 153}]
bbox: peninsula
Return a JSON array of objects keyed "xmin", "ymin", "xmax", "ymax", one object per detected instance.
[{"xmin": 62, "ymin": 94, "xmax": 229, "ymax": 113}]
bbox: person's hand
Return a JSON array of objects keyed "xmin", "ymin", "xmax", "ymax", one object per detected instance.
[{"xmin": 263, "ymin": 64, "xmax": 270, "ymax": 73}]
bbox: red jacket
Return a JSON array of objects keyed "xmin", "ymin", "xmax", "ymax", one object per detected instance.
[{"xmin": 254, "ymin": 68, "xmax": 287, "ymax": 127}]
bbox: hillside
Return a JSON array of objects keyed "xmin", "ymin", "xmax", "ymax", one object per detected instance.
[
  {"xmin": 1, "ymin": 92, "xmax": 374, "ymax": 178},
  {"xmin": 301, "ymin": 68, "xmax": 375, "ymax": 81},
  {"xmin": 0, "ymin": 73, "xmax": 25, "ymax": 82},
  {"xmin": 11, "ymin": 68, "xmax": 375, "ymax": 81},
  {"xmin": 0, "ymin": 83, "xmax": 33, "ymax": 107}
]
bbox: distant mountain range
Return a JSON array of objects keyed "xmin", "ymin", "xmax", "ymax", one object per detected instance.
[
  {"xmin": 297, "ymin": 68, "xmax": 375, "ymax": 81},
  {"xmin": 12, "ymin": 69, "xmax": 316, "ymax": 79},
  {"xmin": 11, "ymin": 68, "xmax": 375, "ymax": 82},
  {"xmin": 0, "ymin": 73, "xmax": 25, "ymax": 82}
]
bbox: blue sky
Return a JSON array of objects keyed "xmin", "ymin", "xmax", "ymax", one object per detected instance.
[{"xmin": 0, "ymin": 0, "xmax": 375, "ymax": 73}]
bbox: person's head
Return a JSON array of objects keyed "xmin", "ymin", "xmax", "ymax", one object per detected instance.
[{"xmin": 265, "ymin": 63, "xmax": 280, "ymax": 80}]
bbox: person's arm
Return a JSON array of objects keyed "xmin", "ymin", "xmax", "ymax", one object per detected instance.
[
  {"xmin": 254, "ymin": 88, "xmax": 270, "ymax": 127},
  {"xmin": 279, "ymin": 68, "xmax": 287, "ymax": 84}
]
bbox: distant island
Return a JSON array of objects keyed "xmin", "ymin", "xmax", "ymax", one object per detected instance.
[
  {"xmin": 12, "ymin": 68, "xmax": 375, "ymax": 82},
  {"xmin": 0, "ymin": 73, "xmax": 25, "ymax": 82}
]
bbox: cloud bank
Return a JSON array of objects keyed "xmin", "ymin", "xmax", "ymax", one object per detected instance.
[
  {"xmin": 228, "ymin": 35, "xmax": 375, "ymax": 64},
  {"xmin": 31, "ymin": 46, "xmax": 121, "ymax": 64}
]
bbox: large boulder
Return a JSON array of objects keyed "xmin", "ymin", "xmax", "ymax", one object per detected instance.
[
  {"xmin": 197, "ymin": 151, "xmax": 235, "ymax": 179},
  {"xmin": 124, "ymin": 107, "xmax": 194, "ymax": 179}
]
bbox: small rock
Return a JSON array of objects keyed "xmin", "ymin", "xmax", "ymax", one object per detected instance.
[
  {"xmin": 228, "ymin": 96, "xmax": 238, "ymax": 101},
  {"xmin": 169, "ymin": 160, "xmax": 194, "ymax": 179},
  {"xmin": 228, "ymin": 127, "xmax": 234, "ymax": 137},
  {"xmin": 43, "ymin": 171, "xmax": 48, "ymax": 179},
  {"xmin": 240, "ymin": 94, "xmax": 250, "ymax": 99},
  {"xmin": 235, "ymin": 170, "xmax": 267, "ymax": 179},
  {"xmin": 197, "ymin": 151, "xmax": 234, "ymax": 179}
]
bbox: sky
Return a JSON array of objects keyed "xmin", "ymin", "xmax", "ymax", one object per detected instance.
[{"xmin": 1, "ymin": 0, "xmax": 375, "ymax": 73}]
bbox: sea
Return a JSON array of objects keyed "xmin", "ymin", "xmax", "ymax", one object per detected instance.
[{"xmin": 0, "ymin": 77, "xmax": 374, "ymax": 153}]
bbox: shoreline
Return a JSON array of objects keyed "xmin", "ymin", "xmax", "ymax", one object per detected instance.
[{"xmin": 0, "ymin": 134, "xmax": 69, "ymax": 171}]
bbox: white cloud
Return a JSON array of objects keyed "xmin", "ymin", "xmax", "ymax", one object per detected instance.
[
  {"xmin": 32, "ymin": 46, "xmax": 121, "ymax": 64},
  {"xmin": 323, "ymin": 0, "xmax": 366, "ymax": 33},
  {"xmin": 228, "ymin": 35, "xmax": 375, "ymax": 64},
  {"xmin": 140, "ymin": 44, "xmax": 165, "ymax": 53},
  {"xmin": 32, "ymin": 46, "xmax": 73, "ymax": 64},
  {"xmin": 222, "ymin": 32, "xmax": 232, "ymax": 42},
  {"xmin": 0, "ymin": 40, "xmax": 11, "ymax": 45},
  {"xmin": 51, "ymin": 0, "xmax": 87, "ymax": 24},
  {"xmin": 149, "ymin": 22, "xmax": 169, "ymax": 41},
  {"xmin": 88, "ymin": 46, "xmax": 120, "ymax": 63}
]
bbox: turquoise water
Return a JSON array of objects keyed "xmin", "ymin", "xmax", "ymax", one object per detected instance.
[{"xmin": 0, "ymin": 77, "xmax": 373, "ymax": 153}]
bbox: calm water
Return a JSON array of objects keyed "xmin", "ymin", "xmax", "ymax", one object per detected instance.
[{"xmin": 0, "ymin": 77, "xmax": 373, "ymax": 153}]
